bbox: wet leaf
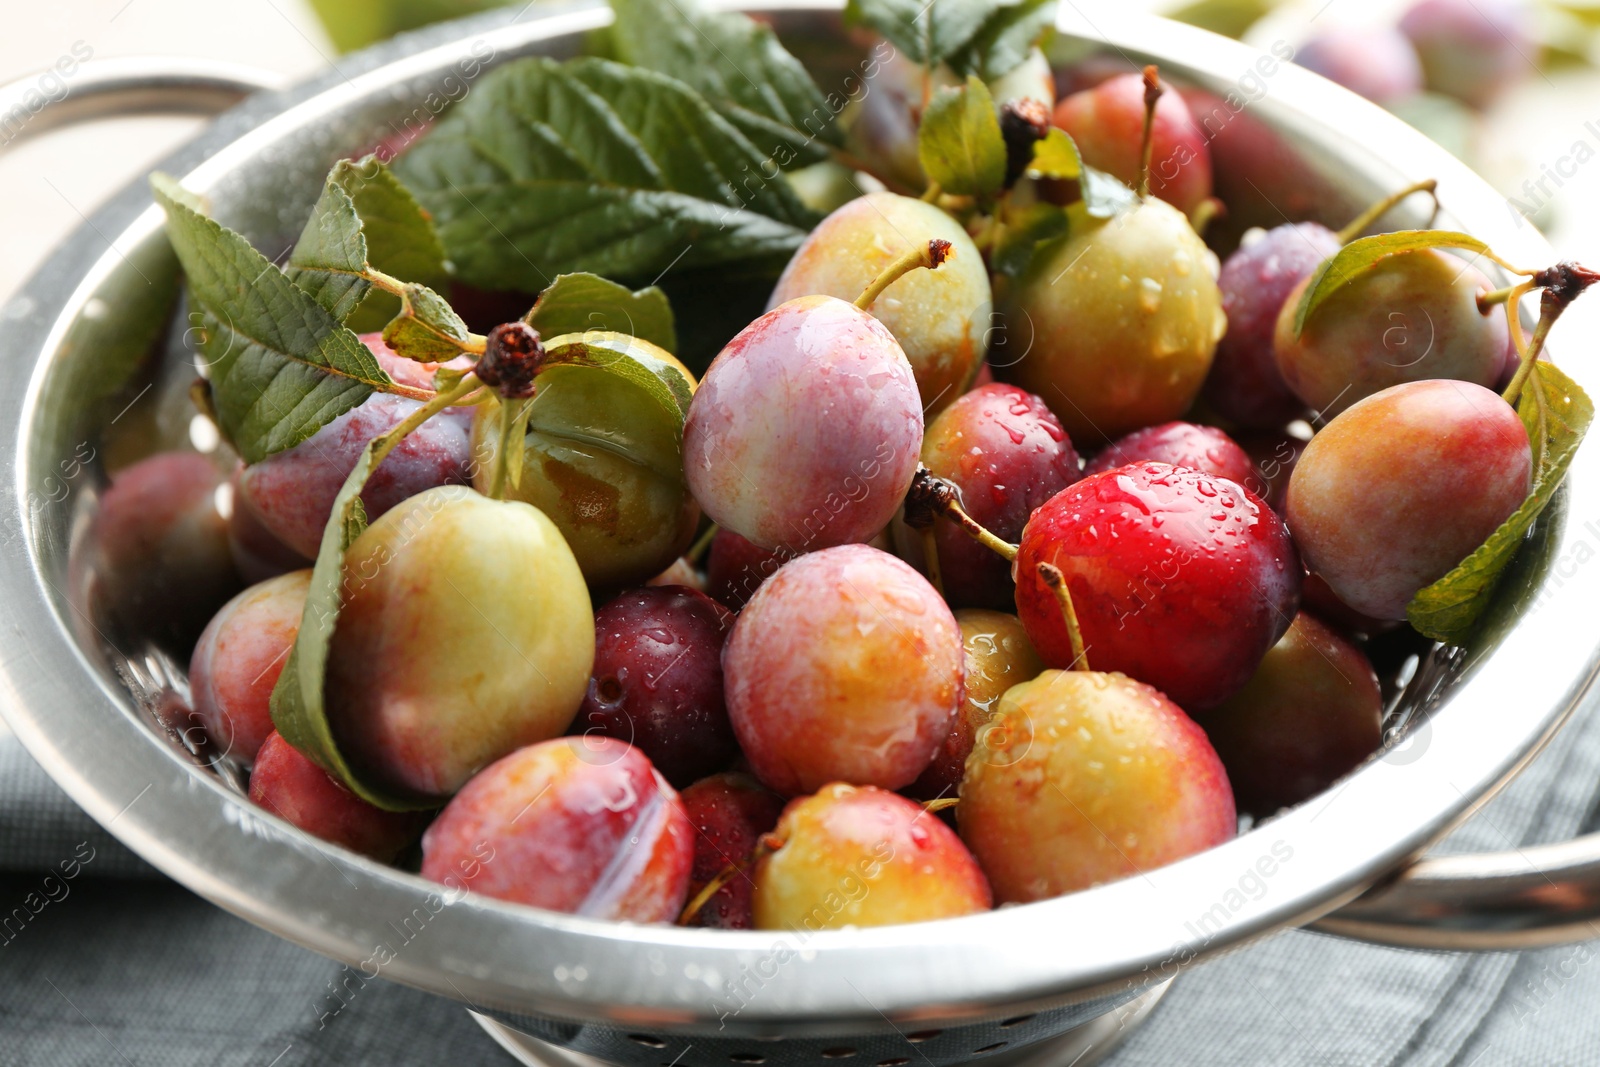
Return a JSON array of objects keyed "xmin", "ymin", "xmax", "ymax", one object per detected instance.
[
  {"xmin": 287, "ymin": 157, "xmax": 451, "ymax": 333},
  {"xmin": 1029, "ymin": 127, "xmax": 1082, "ymax": 180},
  {"xmin": 525, "ymin": 273, "xmax": 678, "ymax": 354},
  {"xmin": 948, "ymin": 0, "xmax": 1058, "ymax": 80},
  {"xmin": 918, "ymin": 76, "xmax": 1007, "ymax": 200},
  {"xmin": 394, "ymin": 57, "xmax": 816, "ymax": 291},
  {"xmin": 380, "ymin": 282, "xmax": 475, "ymax": 362},
  {"xmin": 845, "ymin": 0, "xmax": 1000, "ymax": 68},
  {"xmin": 1293, "ymin": 230, "xmax": 1494, "ymax": 336},
  {"xmin": 608, "ymin": 0, "xmax": 838, "ymax": 162},
  {"xmin": 992, "ymin": 202, "xmax": 1070, "ymax": 278},
  {"xmin": 1408, "ymin": 360, "xmax": 1593, "ymax": 643},
  {"xmin": 151, "ymin": 173, "xmax": 399, "ymax": 465}
]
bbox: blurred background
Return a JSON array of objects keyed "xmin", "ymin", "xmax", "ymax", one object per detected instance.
[{"xmin": 3, "ymin": 0, "xmax": 1598, "ymax": 306}]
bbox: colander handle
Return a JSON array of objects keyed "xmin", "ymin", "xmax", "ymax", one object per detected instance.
[
  {"xmin": 1314, "ymin": 835, "xmax": 1600, "ymax": 950},
  {"xmin": 0, "ymin": 56, "xmax": 284, "ymax": 156}
]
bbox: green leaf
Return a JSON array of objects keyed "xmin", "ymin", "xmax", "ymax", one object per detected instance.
[
  {"xmin": 288, "ymin": 158, "xmax": 452, "ymax": 334},
  {"xmin": 1293, "ymin": 230, "xmax": 1494, "ymax": 336},
  {"xmin": 917, "ymin": 76, "xmax": 1007, "ymax": 199},
  {"xmin": 1408, "ymin": 360, "xmax": 1593, "ymax": 644},
  {"xmin": 608, "ymin": 0, "xmax": 839, "ymax": 164},
  {"xmin": 948, "ymin": 0, "xmax": 1058, "ymax": 80},
  {"xmin": 151, "ymin": 173, "xmax": 400, "ymax": 465},
  {"xmin": 381, "ymin": 282, "xmax": 475, "ymax": 362},
  {"xmin": 525, "ymin": 273, "xmax": 678, "ymax": 355},
  {"xmin": 510, "ymin": 332, "xmax": 694, "ymax": 485},
  {"xmin": 1029, "ymin": 127, "xmax": 1082, "ymax": 179},
  {"xmin": 992, "ymin": 202, "xmax": 1070, "ymax": 278},
  {"xmin": 269, "ymin": 383, "xmax": 478, "ymax": 811},
  {"xmin": 394, "ymin": 57, "xmax": 817, "ymax": 292},
  {"xmin": 845, "ymin": 0, "xmax": 1001, "ymax": 68},
  {"xmin": 1079, "ymin": 165, "xmax": 1137, "ymax": 219}
]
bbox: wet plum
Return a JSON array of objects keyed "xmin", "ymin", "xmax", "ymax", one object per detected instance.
[
  {"xmin": 724, "ymin": 545, "xmax": 963, "ymax": 796},
  {"xmin": 421, "ymin": 737, "xmax": 693, "ymax": 921},
  {"xmin": 249, "ymin": 731, "xmax": 427, "ymax": 862}
]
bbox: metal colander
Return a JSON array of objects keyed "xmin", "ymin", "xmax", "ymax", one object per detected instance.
[{"xmin": 2, "ymin": 5, "xmax": 1599, "ymax": 1066}]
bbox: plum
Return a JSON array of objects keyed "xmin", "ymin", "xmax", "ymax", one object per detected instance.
[
  {"xmin": 1084, "ymin": 421, "xmax": 1254, "ymax": 484},
  {"xmin": 1203, "ymin": 223, "xmax": 1340, "ymax": 428},
  {"xmin": 1002, "ymin": 197, "xmax": 1226, "ymax": 443},
  {"xmin": 724, "ymin": 545, "xmax": 963, "ymax": 796},
  {"xmin": 189, "ymin": 569, "xmax": 311, "ymax": 766},
  {"xmin": 753, "ymin": 783, "xmax": 991, "ymax": 930},
  {"xmin": 238, "ymin": 391, "xmax": 473, "ymax": 559},
  {"xmin": 1400, "ymin": 0, "xmax": 1539, "ymax": 108},
  {"xmin": 917, "ymin": 383, "xmax": 1081, "ymax": 608},
  {"xmin": 767, "ymin": 192, "xmax": 990, "ymax": 414},
  {"xmin": 705, "ymin": 528, "xmax": 789, "ymax": 610},
  {"xmin": 959, "ymin": 670, "xmax": 1236, "ymax": 902},
  {"xmin": 471, "ymin": 333, "xmax": 702, "ymax": 590},
  {"xmin": 683, "ymin": 295, "xmax": 923, "ymax": 553},
  {"xmin": 1273, "ymin": 250, "xmax": 1510, "ymax": 419},
  {"xmin": 420, "ymin": 737, "xmax": 693, "ymax": 921},
  {"xmin": 1014, "ymin": 463, "xmax": 1301, "ymax": 711},
  {"xmin": 326, "ymin": 486, "xmax": 594, "ymax": 800},
  {"xmin": 226, "ymin": 468, "xmax": 311, "ymax": 584},
  {"xmin": 1052, "ymin": 71, "xmax": 1213, "ymax": 217},
  {"xmin": 1284, "ymin": 379, "xmax": 1530, "ymax": 620},
  {"xmin": 574, "ymin": 586, "xmax": 736, "ymax": 788},
  {"xmin": 1301, "ymin": 571, "xmax": 1400, "ymax": 637},
  {"xmin": 1293, "ymin": 26, "xmax": 1424, "ymax": 105},
  {"xmin": 1200, "ymin": 612, "xmax": 1383, "ymax": 815},
  {"xmin": 83, "ymin": 451, "xmax": 241, "ymax": 654},
  {"xmin": 908, "ymin": 610, "xmax": 1045, "ymax": 800},
  {"xmin": 249, "ymin": 731, "xmax": 427, "ymax": 862},
  {"xmin": 680, "ymin": 772, "xmax": 785, "ymax": 929}
]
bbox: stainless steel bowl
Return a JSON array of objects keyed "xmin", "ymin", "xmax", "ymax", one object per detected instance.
[{"xmin": 3, "ymin": 4, "xmax": 1599, "ymax": 1066}]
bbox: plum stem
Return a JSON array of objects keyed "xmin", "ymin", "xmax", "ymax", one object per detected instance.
[
  {"xmin": 371, "ymin": 373, "xmax": 484, "ymax": 471},
  {"xmin": 920, "ymin": 526, "xmax": 946, "ymax": 598},
  {"xmin": 1336, "ymin": 179, "xmax": 1439, "ymax": 245},
  {"xmin": 854, "ymin": 240, "xmax": 953, "ymax": 310},
  {"xmin": 678, "ymin": 837, "xmax": 780, "ymax": 925},
  {"xmin": 1502, "ymin": 262, "xmax": 1600, "ymax": 406},
  {"xmin": 920, "ymin": 181, "xmax": 944, "ymax": 204},
  {"xmin": 1478, "ymin": 282, "xmax": 1525, "ymax": 313},
  {"xmin": 1037, "ymin": 561, "xmax": 1090, "ymax": 671},
  {"xmin": 687, "ymin": 522, "xmax": 720, "ymax": 566},
  {"xmin": 904, "ymin": 467, "xmax": 1020, "ymax": 562},
  {"xmin": 922, "ymin": 797, "xmax": 960, "ymax": 813},
  {"xmin": 1136, "ymin": 65, "xmax": 1162, "ymax": 200}
]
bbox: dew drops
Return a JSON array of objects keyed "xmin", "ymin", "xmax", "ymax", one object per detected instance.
[{"xmin": 1138, "ymin": 278, "xmax": 1163, "ymax": 313}]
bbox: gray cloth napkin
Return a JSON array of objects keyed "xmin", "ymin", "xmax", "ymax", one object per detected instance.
[{"xmin": 4, "ymin": 686, "xmax": 1600, "ymax": 1067}]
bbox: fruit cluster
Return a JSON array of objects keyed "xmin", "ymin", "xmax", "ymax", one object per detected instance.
[{"xmin": 109, "ymin": 0, "xmax": 1595, "ymax": 934}]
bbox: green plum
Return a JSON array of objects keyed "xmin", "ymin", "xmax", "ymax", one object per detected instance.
[
  {"xmin": 1002, "ymin": 196, "xmax": 1226, "ymax": 443},
  {"xmin": 767, "ymin": 192, "xmax": 990, "ymax": 414},
  {"xmin": 326, "ymin": 485, "xmax": 595, "ymax": 800},
  {"xmin": 472, "ymin": 332, "xmax": 700, "ymax": 591}
]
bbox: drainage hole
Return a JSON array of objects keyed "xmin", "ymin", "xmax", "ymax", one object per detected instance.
[
  {"xmin": 973, "ymin": 1043, "xmax": 1007, "ymax": 1055},
  {"xmin": 821, "ymin": 1050, "xmax": 857, "ymax": 1060},
  {"xmin": 877, "ymin": 1058, "xmax": 911, "ymax": 1066},
  {"xmin": 998, "ymin": 1015, "xmax": 1035, "ymax": 1028},
  {"xmin": 628, "ymin": 1035, "xmax": 668, "ymax": 1048},
  {"xmin": 730, "ymin": 1056, "xmax": 766, "ymax": 1064},
  {"xmin": 906, "ymin": 1031, "xmax": 941, "ymax": 1043}
]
